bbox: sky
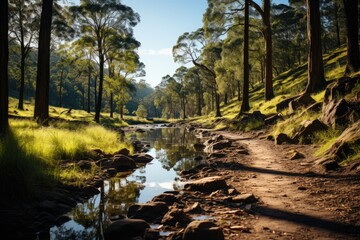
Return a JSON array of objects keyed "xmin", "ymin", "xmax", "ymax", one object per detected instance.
[{"xmin": 120, "ymin": 0, "xmax": 289, "ymax": 88}]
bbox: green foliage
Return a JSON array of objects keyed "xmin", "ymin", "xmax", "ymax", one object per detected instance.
[{"xmin": 135, "ymin": 105, "xmax": 148, "ymax": 119}]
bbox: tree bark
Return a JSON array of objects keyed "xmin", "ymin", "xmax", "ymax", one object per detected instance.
[
  {"xmin": 34, "ymin": 0, "xmax": 53, "ymax": 123},
  {"xmin": 0, "ymin": 0, "xmax": 9, "ymax": 136},
  {"xmin": 18, "ymin": 15, "xmax": 25, "ymax": 110},
  {"xmin": 110, "ymin": 92, "xmax": 113, "ymax": 118},
  {"xmin": 87, "ymin": 64, "xmax": 91, "ymax": 113},
  {"xmin": 343, "ymin": 0, "xmax": 360, "ymax": 74},
  {"xmin": 263, "ymin": 0, "xmax": 274, "ymax": 101},
  {"xmin": 334, "ymin": 1, "xmax": 341, "ymax": 48},
  {"xmin": 95, "ymin": 51, "xmax": 104, "ymax": 123},
  {"xmin": 120, "ymin": 104, "xmax": 124, "ymax": 119},
  {"xmin": 239, "ymin": 0, "xmax": 250, "ymax": 116},
  {"xmin": 304, "ymin": 0, "xmax": 326, "ymax": 94},
  {"xmin": 215, "ymin": 93, "xmax": 221, "ymax": 117},
  {"xmin": 197, "ymin": 79, "xmax": 202, "ymax": 116}
]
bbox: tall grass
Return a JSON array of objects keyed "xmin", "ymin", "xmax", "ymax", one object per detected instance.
[{"xmin": 0, "ymin": 119, "xmax": 132, "ymax": 196}]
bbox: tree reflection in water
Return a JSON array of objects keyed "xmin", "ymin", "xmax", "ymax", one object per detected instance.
[{"xmin": 51, "ymin": 127, "xmax": 203, "ymax": 240}]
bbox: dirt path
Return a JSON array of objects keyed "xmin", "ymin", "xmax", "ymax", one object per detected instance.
[{"xmin": 216, "ymin": 130, "xmax": 360, "ymax": 240}]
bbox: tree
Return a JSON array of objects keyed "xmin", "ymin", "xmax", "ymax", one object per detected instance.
[
  {"xmin": 343, "ymin": 0, "xmax": 359, "ymax": 74},
  {"xmin": 9, "ymin": 0, "xmax": 40, "ymax": 110},
  {"xmin": 34, "ymin": 0, "xmax": 53, "ymax": 123},
  {"xmin": 239, "ymin": 0, "xmax": 250, "ymax": 114},
  {"xmin": 136, "ymin": 104, "xmax": 147, "ymax": 119},
  {"xmin": 71, "ymin": 0, "xmax": 139, "ymax": 123},
  {"xmin": 304, "ymin": 0, "xmax": 326, "ymax": 94},
  {"xmin": 0, "ymin": 0, "xmax": 9, "ymax": 136}
]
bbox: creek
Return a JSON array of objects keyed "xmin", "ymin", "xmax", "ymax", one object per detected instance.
[{"xmin": 48, "ymin": 126, "xmax": 203, "ymax": 240}]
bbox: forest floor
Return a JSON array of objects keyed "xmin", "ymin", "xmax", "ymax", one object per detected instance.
[{"xmin": 178, "ymin": 128, "xmax": 360, "ymax": 240}]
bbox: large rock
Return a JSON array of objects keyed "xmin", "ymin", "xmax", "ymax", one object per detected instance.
[
  {"xmin": 322, "ymin": 98, "xmax": 351, "ymax": 128},
  {"xmin": 161, "ymin": 208, "xmax": 190, "ymax": 226},
  {"xmin": 104, "ymin": 219, "xmax": 150, "ymax": 240},
  {"xmin": 265, "ymin": 114, "xmax": 283, "ymax": 125},
  {"xmin": 97, "ymin": 155, "xmax": 136, "ymax": 171},
  {"xmin": 130, "ymin": 154, "xmax": 154, "ymax": 164},
  {"xmin": 322, "ymin": 120, "xmax": 360, "ymax": 162},
  {"xmin": 288, "ymin": 94, "xmax": 316, "ymax": 113},
  {"xmin": 204, "ymin": 140, "xmax": 232, "ymax": 153},
  {"xmin": 276, "ymin": 96, "xmax": 297, "ymax": 112},
  {"xmin": 127, "ymin": 202, "xmax": 168, "ymax": 223},
  {"xmin": 182, "ymin": 221, "xmax": 225, "ymax": 240},
  {"xmin": 292, "ymin": 119, "xmax": 328, "ymax": 144},
  {"xmin": 184, "ymin": 176, "xmax": 227, "ymax": 192},
  {"xmin": 151, "ymin": 193, "xmax": 178, "ymax": 205},
  {"xmin": 275, "ymin": 133, "xmax": 294, "ymax": 145}
]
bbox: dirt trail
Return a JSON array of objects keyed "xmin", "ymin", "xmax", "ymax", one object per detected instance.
[{"xmin": 218, "ymin": 131, "xmax": 360, "ymax": 240}]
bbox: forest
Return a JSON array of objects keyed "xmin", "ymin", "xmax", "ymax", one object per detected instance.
[{"xmin": 0, "ymin": 0, "xmax": 359, "ymax": 240}]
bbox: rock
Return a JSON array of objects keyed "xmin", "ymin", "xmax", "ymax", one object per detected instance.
[
  {"xmin": 82, "ymin": 185, "xmax": 100, "ymax": 196},
  {"xmin": 186, "ymin": 126, "xmax": 195, "ymax": 132},
  {"xmin": 151, "ymin": 193, "xmax": 178, "ymax": 205},
  {"xmin": 290, "ymin": 151, "xmax": 305, "ymax": 160},
  {"xmin": 144, "ymin": 228, "xmax": 160, "ymax": 240},
  {"xmin": 209, "ymin": 152, "xmax": 226, "ymax": 158},
  {"xmin": 204, "ymin": 140, "xmax": 232, "ymax": 153},
  {"xmin": 115, "ymin": 148, "xmax": 130, "ymax": 156},
  {"xmin": 104, "ymin": 219, "xmax": 150, "ymax": 240},
  {"xmin": 161, "ymin": 208, "xmax": 190, "ymax": 226},
  {"xmin": 230, "ymin": 194, "xmax": 257, "ymax": 204},
  {"xmin": 264, "ymin": 114, "xmax": 283, "ymax": 125},
  {"xmin": 194, "ymin": 156, "xmax": 203, "ymax": 161},
  {"xmin": 184, "ymin": 176, "xmax": 227, "ymax": 192},
  {"xmin": 97, "ymin": 155, "xmax": 137, "ymax": 171},
  {"xmin": 77, "ymin": 160, "xmax": 92, "ymax": 171},
  {"xmin": 130, "ymin": 154, "xmax": 154, "ymax": 164},
  {"xmin": 322, "ymin": 120, "xmax": 360, "ymax": 162},
  {"xmin": 299, "ymin": 102, "xmax": 323, "ymax": 117},
  {"xmin": 275, "ymin": 133, "xmax": 293, "ymax": 145},
  {"xmin": 288, "ymin": 94, "xmax": 316, "ymax": 113},
  {"xmin": 182, "ymin": 221, "xmax": 225, "ymax": 240},
  {"xmin": 135, "ymin": 129, "xmax": 146, "ymax": 133},
  {"xmin": 276, "ymin": 96, "xmax": 297, "ymax": 112},
  {"xmin": 127, "ymin": 202, "xmax": 169, "ymax": 223},
  {"xmin": 292, "ymin": 119, "xmax": 328, "ymax": 144},
  {"xmin": 315, "ymin": 158, "xmax": 340, "ymax": 171},
  {"xmin": 193, "ymin": 143, "xmax": 205, "ymax": 151},
  {"xmin": 322, "ymin": 98, "xmax": 352, "ymax": 128},
  {"xmin": 185, "ymin": 202, "xmax": 203, "ymax": 214}
]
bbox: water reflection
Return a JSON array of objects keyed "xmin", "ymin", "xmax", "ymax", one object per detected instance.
[{"xmin": 49, "ymin": 127, "xmax": 203, "ymax": 240}]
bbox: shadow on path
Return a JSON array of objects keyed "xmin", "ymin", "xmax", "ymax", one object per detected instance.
[{"xmin": 255, "ymin": 205, "xmax": 360, "ymax": 235}]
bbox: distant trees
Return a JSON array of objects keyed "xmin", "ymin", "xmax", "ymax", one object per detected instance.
[
  {"xmin": 71, "ymin": 0, "xmax": 140, "ymax": 123},
  {"xmin": 0, "ymin": 0, "xmax": 9, "ymax": 135}
]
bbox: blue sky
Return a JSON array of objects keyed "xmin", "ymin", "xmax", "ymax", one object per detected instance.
[{"xmin": 121, "ymin": 0, "xmax": 289, "ymax": 87}]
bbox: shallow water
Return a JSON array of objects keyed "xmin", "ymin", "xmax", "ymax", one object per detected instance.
[{"xmin": 48, "ymin": 126, "xmax": 203, "ymax": 240}]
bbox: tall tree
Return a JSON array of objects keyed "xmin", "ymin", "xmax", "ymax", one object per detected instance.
[
  {"xmin": 343, "ymin": 0, "xmax": 359, "ymax": 74},
  {"xmin": 239, "ymin": 0, "xmax": 250, "ymax": 114},
  {"xmin": 34, "ymin": 0, "xmax": 53, "ymax": 123},
  {"xmin": 9, "ymin": 0, "xmax": 40, "ymax": 110},
  {"xmin": 71, "ymin": 0, "xmax": 139, "ymax": 123},
  {"xmin": 304, "ymin": 0, "xmax": 326, "ymax": 94},
  {"xmin": 0, "ymin": 0, "xmax": 9, "ymax": 136}
]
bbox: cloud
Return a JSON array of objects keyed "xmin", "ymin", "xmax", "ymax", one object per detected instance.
[{"xmin": 139, "ymin": 48, "xmax": 172, "ymax": 56}]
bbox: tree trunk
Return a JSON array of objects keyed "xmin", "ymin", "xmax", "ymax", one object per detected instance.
[
  {"xmin": 215, "ymin": 93, "xmax": 222, "ymax": 117},
  {"xmin": 58, "ymin": 67, "xmax": 64, "ymax": 107},
  {"xmin": 263, "ymin": 0, "xmax": 274, "ymax": 101},
  {"xmin": 87, "ymin": 65, "xmax": 91, "ymax": 113},
  {"xmin": 237, "ymin": 80, "xmax": 241, "ymax": 101},
  {"xmin": 34, "ymin": 0, "xmax": 53, "ymax": 123},
  {"xmin": 18, "ymin": 17, "xmax": 25, "ymax": 110},
  {"xmin": 110, "ymin": 92, "xmax": 113, "ymax": 118},
  {"xmin": 239, "ymin": 0, "xmax": 250, "ymax": 116},
  {"xmin": 334, "ymin": 1, "xmax": 341, "ymax": 48},
  {"xmin": 224, "ymin": 93, "xmax": 228, "ymax": 105},
  {"xmin": 0, "ymin": 0, "xmax": 9, "ymax": 136},
  {"xmin": 304, "ymin": 0, "xmax": 326, "ymax": 94},
  {"xmin": 197, "ymin": 80, "xmax": 202, "ymax": 116},
  {"xmin": 95, "ymin": 52, "xmax": 104, "ymax": 123},
  {"xmin": 120, "ymin": 104, "xmax": 124, "ymax": 119},
  {"xmin": 82, "ymin": 84, "xmax": 85, "ymax": 110},
  {"xmin": 343, "ymin": 0, "xmax": 360, "ymax": 74},
  {"xmin": 94, "ymin": 75, "xmax": 97, "ymax": 109}
]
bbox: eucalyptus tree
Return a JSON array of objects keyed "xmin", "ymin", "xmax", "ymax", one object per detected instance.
[
  {"xmin": 173, "ymin": 66, "xmax": 189, "ymax": 119},
  {"xmin": 204, "ymin": 0, "xmax": 274, "ymax": 102},
  {"xmin": 71, "ymin": 0, "xmax": 140, "ymax": 123},
  {"xmin": 343, "ymin": 0, "xmax": 359, "ymax": 74},
  {"xmin": 0, "ymin": 0, "xmax": 9, "ymax": 136},
  {"xmin": 184, "ymin": 67, "xmax": 203, "ymax": 116},
  {"xmin": 9, "ymin": 0, "xmax": 40, "ymax": 110},
  {"xmin": 304, "ymin": 0, "xmax": 326, "ymax": 94},
  {"xmin": 173, "ymin": 28, "xmax": 222, "ymax": 117}
]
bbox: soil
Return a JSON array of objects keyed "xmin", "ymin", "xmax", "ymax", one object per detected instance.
[{"xmin": 177, "ymin": 128, "xmax": 360, "ymax": 240}]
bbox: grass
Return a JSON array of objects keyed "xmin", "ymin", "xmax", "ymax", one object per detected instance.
[{"xmin": 0, "ymin": 119, "xmax": 133, "ymax": 198}]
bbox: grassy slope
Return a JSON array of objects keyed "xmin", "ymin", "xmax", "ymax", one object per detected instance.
[{"xmin": 192, "ymin": 46, "xmax": 359, "ymax": 163}]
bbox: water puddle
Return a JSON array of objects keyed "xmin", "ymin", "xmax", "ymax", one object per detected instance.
[{"xmin": 48, "ymin": 127, "xmax": 204, "ymax": 239}]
